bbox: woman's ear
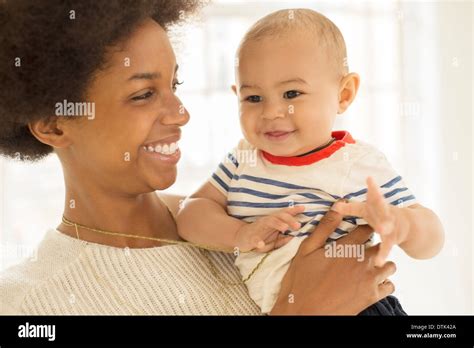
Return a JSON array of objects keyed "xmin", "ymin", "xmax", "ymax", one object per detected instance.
[
  {"xmin": 28, "ymin": 117, "xmax": 72, "ymax": 149},
  {"xmin": 231, "ymin": 85, "xmax": 237, "ymax": 95},
  {"xmin": 337, "ymin": 73, "xmax": 360, "ymax": 114}
]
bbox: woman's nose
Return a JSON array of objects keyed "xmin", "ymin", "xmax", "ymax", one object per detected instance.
[{"xmin": 160, "ymin": 94, "xmax": 190, "ymax": 126}]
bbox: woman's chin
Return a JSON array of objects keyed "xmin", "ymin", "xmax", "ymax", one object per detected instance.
[{"xmin": 147, "ymin": 168, "xmax": 178, "ymax": 191}]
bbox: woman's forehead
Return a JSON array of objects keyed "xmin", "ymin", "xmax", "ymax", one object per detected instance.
[{"xmin": 101, "ymin": 19, "xmax": 176, "ymax": 79}]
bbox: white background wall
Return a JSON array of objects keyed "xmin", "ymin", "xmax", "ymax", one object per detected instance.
[{"xmin": 0, "ymin": 0, "xmax": 472, "ymax": 314}]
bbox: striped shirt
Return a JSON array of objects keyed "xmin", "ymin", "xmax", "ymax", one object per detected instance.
[
  {"xmin": 209, "ymin": 131, "xmax": 417, "ymax": 312},
  {"xmin": 210, "ymin": 131, "xmax": 416, "ymax": 313},
  {"xmin": 210, "ymin": 131, "xmax": 417, "ymax": 243}
]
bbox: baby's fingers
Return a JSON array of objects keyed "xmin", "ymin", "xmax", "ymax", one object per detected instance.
[
  {"xmin": 283, "ymin": 205, "xmax": 306, "ymax": 215},
  {"xmin": 366, "ymin": 177, "xmax": 389, "ymax": 217},
  {"xmin": 273, "ymin": 211, "xmax": 302, "ymax": 230},
  {"xmin": 261, "ymin": 216, "xmax": 289, "ymax": 233},
  {"xmin": 331, "ymin": 200, "xmax": 367, "ymax": 217},
  {"xmin": 254, "ymin": 235, "xmax": 293, "ymax": 252},
  {"xmin": 274, "ymin": 235, "xmax": 294, "ymax": 249},
  {"xmin": 374, "ymin": 235, "xmax": 396, "ymax": 267}
]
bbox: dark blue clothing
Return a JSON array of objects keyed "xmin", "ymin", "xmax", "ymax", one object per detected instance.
[{"xmin": 358, "ymin": 295, "xmax": 407, "ymax": 316}]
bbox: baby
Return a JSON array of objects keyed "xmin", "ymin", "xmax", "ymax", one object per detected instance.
[{"xmin": 177, "ymin": 9, "xmax": 444, "ymax": 314}]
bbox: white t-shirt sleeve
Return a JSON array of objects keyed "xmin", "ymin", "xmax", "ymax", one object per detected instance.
[
  {"xmin": 341, "ymin": 146, "xmax": 418, "ymax": 208},
  {"xmin": 208, "ymin": 140, "xmax": 244, "ymax": 196}
]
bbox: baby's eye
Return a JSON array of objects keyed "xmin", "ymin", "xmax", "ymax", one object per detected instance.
[
  {"xmin": 283, "ymin": 90, "xmax": 301, "ymax": 99},
  {"xmin": 245, "ymin": 95, "xmax": 263, "ymax": 103},
  {"xmin": 132, "ymin": 91, "xmax": 154, "ymax": 101}
]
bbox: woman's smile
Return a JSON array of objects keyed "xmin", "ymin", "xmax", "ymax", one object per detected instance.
[{"xmin": 141, "ymin": 134, "xmax": 181, "ymax": 164}]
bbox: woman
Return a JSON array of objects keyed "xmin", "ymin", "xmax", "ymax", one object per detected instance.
[{"xmin": 0, "ymin": 0, "xmax": 396, "ymax": 315}]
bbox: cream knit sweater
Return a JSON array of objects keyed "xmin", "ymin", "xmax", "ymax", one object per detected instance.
[{"xmin": 0, "ymin": 229, "xmax": 261, "ymax": 315}]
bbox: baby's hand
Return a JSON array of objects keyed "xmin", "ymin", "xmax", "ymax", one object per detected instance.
[
  {"xmin": 332, "ymin": 177, "xmax": 408, "ymax": 267},
  {"xmin": 235, "ymin": 205, "xmax": 305, "ymax": 253}
]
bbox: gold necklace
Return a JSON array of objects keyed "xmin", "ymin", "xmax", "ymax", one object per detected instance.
[
  {"xmin": 61, "ymin": 215, "xmax": 270, "ymax": 286},
  {"xmin": 62, "ymin": 215, "xmax": 232, "ymax": 253}
]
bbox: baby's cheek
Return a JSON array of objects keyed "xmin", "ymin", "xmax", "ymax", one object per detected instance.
[{"xmin": 240, "ymin": 116, "xmax": 258, "ymax": 135}]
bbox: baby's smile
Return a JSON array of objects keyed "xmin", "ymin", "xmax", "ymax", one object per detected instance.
[{"xmin": 262, "ymin": 129, "xmax": 296, "ymax": 143}]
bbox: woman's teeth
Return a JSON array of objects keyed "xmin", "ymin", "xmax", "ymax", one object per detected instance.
[{"xmin": 143, "ymin": 142, "xmax": 179, "ymax": 155}]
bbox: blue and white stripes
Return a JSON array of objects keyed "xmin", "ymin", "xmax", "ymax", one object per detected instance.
[{"xmin": 209, "ymin": 139, "xmax": 417, "ymax": 243}]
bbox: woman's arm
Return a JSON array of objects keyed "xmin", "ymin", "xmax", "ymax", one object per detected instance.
[{"xmin": 271, "ymin": 210, "xmax": 397, "ymax": 315}]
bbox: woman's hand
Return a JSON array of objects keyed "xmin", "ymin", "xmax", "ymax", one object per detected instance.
[{"xmin": 270, "ymin": 209, "xmax": 397, "ymax": 315}]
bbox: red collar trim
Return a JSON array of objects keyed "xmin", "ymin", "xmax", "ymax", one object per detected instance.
[{"xmin": 261, "ymin": 131, "xmax": 355, "ymax": 166}]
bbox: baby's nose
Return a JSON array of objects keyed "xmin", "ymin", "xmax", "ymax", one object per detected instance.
[{"xmin": 262, "ymin": 104, "xmax": 286, "ymax": 120}]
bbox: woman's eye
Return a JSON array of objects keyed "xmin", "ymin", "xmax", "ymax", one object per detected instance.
[
  {"xmin": 245, "ymin": 95, "xmax": 262, "ymax": 103},
  {"xmin": 132, "ymin": 91, "xmax": 154, "ymax": 101},
  {"xmin": 283, "ymin": 90, "xmax": 301, "ymax": 99},
  {"xmin": 173, "ymin": 80, "xmax": 184, "ymax": 92}
]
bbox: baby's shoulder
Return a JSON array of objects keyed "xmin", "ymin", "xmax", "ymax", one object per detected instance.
[{"xmin": 345, "ymin": 139, "xmax": 387, "ymax": 161}]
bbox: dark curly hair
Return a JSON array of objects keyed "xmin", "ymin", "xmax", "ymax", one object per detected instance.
[{"xmin": 0, "ymin": 0, "xmax": 204, "ymax": 161}]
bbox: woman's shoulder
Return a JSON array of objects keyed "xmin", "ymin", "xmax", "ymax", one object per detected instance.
[
  {"xmin": 0, "ymin": 258, "xmax": 37, "ymax": 314},
  {"xmin": 0, "ymin": 229, "xmax": 85, "ymax": 314}
]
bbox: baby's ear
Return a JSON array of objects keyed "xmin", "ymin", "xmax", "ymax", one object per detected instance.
[
  {"xmin": 337, "ymin": 73, "xmax": 360, "ymax": 114},
  {"xmin": 231, "ymin": 85, "xmax": 237, "ymax": 95}
]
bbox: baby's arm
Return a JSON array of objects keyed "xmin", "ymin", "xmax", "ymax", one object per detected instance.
[
  {"xmin": 177, "ymin": 182, "xmax": 244, "ymax": 250},
  {"xmin": 333, "ymin": 177, "xmax": 444, "ymax": 265},
  {"xmin": 177, "ymin": 182, "xmax": 303, "ymax": 252},
  {"xmin": 396, "ymin": 202, "xmax": 444, "ymax": 259}
]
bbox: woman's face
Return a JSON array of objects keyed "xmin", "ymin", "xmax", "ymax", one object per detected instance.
[{"xmin": 61, "ymin": 19, "xmax": 189, "ymax": 193}]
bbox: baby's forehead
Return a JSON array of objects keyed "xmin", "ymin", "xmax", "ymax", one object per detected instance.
[
  {"xmin": 236, "ymin": 9, "xmax": 348, "ymax": 76},
  {"xmin": 236, "ymin": 32, "xmax": 342, "ymax": 77}
]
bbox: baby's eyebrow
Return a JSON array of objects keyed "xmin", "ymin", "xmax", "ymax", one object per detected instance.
[
  {"xmin": 277, "ymin": 78, "xmax": 309, "ymax": 86},
  {"xmin": 239, "ymin": 77, "xmax": 308, "ymax": 91},
  {"xmin": 239, "ymin": 83, "xmax": 258, "ymax": 91}
]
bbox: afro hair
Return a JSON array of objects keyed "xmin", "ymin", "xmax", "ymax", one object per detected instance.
[{"xmin": 0, "ymin": 0, "xmax": 204, "ymax": 161}]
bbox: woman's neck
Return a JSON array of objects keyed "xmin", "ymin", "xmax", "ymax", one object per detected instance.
[{"xmin": 57, "ymin": 181, "xmax": 179, "ymax": 248}]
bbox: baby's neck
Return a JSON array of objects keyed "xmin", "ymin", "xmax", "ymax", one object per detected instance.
[{"xmin": 296, "ymin": 136, "xmax": 336, "ymax": 157}]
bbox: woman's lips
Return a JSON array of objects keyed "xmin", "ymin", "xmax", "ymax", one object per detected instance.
[
  {"xmin": 143, "ymin": 147, "xmax": 181, "ymax": 164},
  {"xmin": 141, "ymin": 139, "xmax": 181, "ymax": 165},
  {"xmin": 263, "ymin": 130, "xmax": 295, "ymax": 142}
]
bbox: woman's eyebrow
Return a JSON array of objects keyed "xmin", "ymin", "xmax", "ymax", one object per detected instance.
[
  {"xmin": 128, "ymin": 72, "xmax": 161, "ymax": 81},
  {"xmin": 127, "ymin": 64, "xmax": 179, "ymax": 82}
]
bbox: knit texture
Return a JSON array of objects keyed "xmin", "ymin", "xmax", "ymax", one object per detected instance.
[{"xmin": 0, "ymin": 229, "xmax": 261, "ymax": 315}]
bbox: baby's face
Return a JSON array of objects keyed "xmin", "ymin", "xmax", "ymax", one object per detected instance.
[{"xmin": 234, "ymin": 34, "xmax": 343, "ymax": 157}]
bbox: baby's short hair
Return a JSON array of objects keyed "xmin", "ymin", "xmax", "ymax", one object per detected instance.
[{"xmin": 237, "ymin": 8, "xmax": 348, "ymax": 77}]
